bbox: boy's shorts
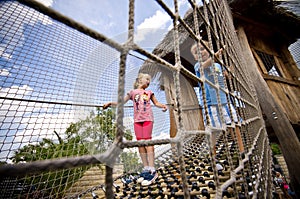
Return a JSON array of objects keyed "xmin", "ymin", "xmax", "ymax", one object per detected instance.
[{"xmin": 207, "ymin": 104, "xmax": 238, "ymax": 127}]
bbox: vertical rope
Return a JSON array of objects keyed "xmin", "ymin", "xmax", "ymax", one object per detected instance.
[
  {"xmin": 172, "ymin": 0, "xmax": 190, "ymax": 198},
  {"xmin": 214, "ymin": 6, "xmax": 243, "ymax": 195},
  {"xmin": 106, "ymin": 0, "xmax": 135, "ymax": 196},
  {"xmin": 127, "ymin": 0, "xmax": 135, "ymax": 44},
  {"xmin": 192, "ymin": 0, "xmax": 211, "ymax": 128},
  {"xmin": 105, "ymin": 165, "xmax": 114, "ymax": 198},
  {"xmin": 214, "ymin": 5, "xmax": 243, "ymax": 195},
  {"xmin": 202, "ymin": 2, "xmax": 224, "ymax": 197},
  {"xmin": 0, "ymin": 0, "xmax": 274, "ymax": 198}
]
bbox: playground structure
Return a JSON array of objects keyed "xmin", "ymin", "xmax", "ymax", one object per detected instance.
[{"xmin": 0, "ymin": 0, "xmax": 299, "ymax": 198}]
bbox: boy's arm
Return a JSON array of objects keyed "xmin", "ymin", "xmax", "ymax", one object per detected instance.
[{"xmin": 201, "ymin": 48, "xmax": 223, "ymax": 68}]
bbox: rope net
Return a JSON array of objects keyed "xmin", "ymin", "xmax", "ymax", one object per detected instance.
[{"xmin": 0, "ymin": 0, "xmax": 272, "ymax": 198}]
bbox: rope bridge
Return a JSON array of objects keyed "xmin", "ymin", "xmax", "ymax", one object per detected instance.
[{"xmin": 0, "ymin": 0, "xmax": 272, "ymax": 198}]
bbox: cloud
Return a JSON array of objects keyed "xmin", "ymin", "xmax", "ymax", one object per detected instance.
[
  {"xmin": 133, "ymin": 1, "xmax": 191, "ymax": 45},
  {"xmin": 0, "ymin": 1, "xmax": 54, "ymax": 62},
  {"xmin": 0, "ymin": 108, "xmax": 81, "ymax": 162},
  {"xmin": 0, "ymin": 84, "xmax": 92, "ymax": 161},
  {"xmin": 137, "ymin": 10, "xmax": 170, "ymax": 30},
  {"xmin": 34, "ymin": 0, "xmax": 54, "ymax": 7},
  {"xmin": 135, "ymin": 10, "xmax": 171, "ymax": 43},
  {"xmin": 178, "ymin": 0, "xmax": 188, "ymax": 9},
  {"xmin": 0, "ymin": 46, "xmax": 13, "ymax": 60},
  {"xmin": 25, "ymin": 0, "xmax": 53, "ymax": 25},
  {"xmin": 0, "ymin": 69, "xmax": 10, "ymax": 77},
  {"xmin": 0, "ymin": 85, "xmax": 33, "ymax": 161},
  {"xmin": 0, "ymin": 85, "xmax": 33, "ymax": 98}
]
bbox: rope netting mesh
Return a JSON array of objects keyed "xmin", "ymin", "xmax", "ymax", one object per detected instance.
[{"xmin": 0, "ymin": 0, "xmax": 272, "ymax": 198}]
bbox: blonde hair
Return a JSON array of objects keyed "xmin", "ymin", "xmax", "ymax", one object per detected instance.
[
  {"xmin": 190, "ymin": 40, "xmax": 209, "ymax": 54},
  {"xmin": 190, "ymin": 43, "xmax": 197, "ymax": 55},
  {"xmin": 133, "ymin": 73, "xmax": 151, "ymax": 89}
]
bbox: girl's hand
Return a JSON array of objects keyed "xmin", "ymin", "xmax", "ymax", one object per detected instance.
[
  {"xmin": 162, "ymin": 105, "xmax": 168, "ymax": 112},
  {"xmin": 103, "ymin": 102, "xmax": 111, "ymax": 109}
]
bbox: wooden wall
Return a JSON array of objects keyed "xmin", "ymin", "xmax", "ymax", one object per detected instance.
[
  {"xmin": 244, "ymin": 27, "xmax": 300, "ymax": 126},
  {"xmin": 163, "ymin": 74, "xmax": 205, "ymax": 138}
]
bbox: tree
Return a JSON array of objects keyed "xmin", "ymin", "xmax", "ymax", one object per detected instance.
[
  {"xmin": 10, "ymin": 108, "xmax": 136, "ymax": 198},
  {"xmin": 66, "ymin": 108, "xmax": 133, "ymax": 154}
]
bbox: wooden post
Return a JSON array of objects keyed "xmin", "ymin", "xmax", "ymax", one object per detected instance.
[
  {"xmin": 237, "ymin": 26, "xmax": 300, "ymax": 198},
  {"xmin": 164, "ymin": 76, "xmax": 178, "ymax": 138},
  {"xmin": 233, "ymin": 126, "xmax": 244, "ymax": 153},
  {"xmin": 169, "ymin": 106, "xmax": 177, "ymax": 138}
]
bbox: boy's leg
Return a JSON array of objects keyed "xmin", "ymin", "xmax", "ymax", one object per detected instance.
[
  {"xmin": 208, "ymin": 105, "xmax": 221, "ymax": 156},
  {"xmin": 211, "ymin": 130, "xmax": 217, "ymax": 156},
  {"xmin": 222, "ymin": 104, "xmax": 245, "ymax": 153}
]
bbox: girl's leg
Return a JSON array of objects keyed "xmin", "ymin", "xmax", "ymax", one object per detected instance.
[
  {"xmin": 138, "ymin": 146, "xmax": 148, "ymax": 168},
  {"xmin": 142, "ymin": 121, "xmax": 155, "ymax": 170},
  {"xmin": 134, "ymin": 122, "xmax": 149, "ymax": 167},
  {"xmin": 140, "ymin": 121, "xmax": 158, "ymax": 186},
  {"xmin": 146, "ymin": 145, "xmax": 155, "ymax": 168}
]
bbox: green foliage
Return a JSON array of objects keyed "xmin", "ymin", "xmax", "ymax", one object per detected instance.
[
  {"xmin": 120, "ymin": 151, "xmax": 140, "ymax": 173},
  {"xmin": 0, "ymin": 161, "xmax": 7, "ymax": 166},
  {"xmin": 10, "ymin": 136, "xmax": 90, "ymax": 198},
  {"xmin": 65, "ymin": 108, "xmax": 133, "ymax": 154},
  {"xmin": 10, "ymin": 108, "xmax": 137, "ymax": 197},
  {"xmin": 270, "ymin": 143, "xmax": 282, "ymax": 155}
]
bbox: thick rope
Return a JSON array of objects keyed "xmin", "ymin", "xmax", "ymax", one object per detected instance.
[{"xmin": 0, "ymin": 1, "xmax": 274, "ymax": 198}]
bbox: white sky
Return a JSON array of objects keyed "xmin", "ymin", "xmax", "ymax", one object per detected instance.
[
  {"xmin": 1, "ymin": 0, "xmax": 198, "ymax": 161},
  {"xmin": 35, "ymin": 0, "xmax": 193, "ymax": 45}
]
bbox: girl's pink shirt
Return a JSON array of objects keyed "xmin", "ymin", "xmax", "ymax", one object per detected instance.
[{"xmin": 128, "ymin": 89, "xmax": 154, "ymax": 122}]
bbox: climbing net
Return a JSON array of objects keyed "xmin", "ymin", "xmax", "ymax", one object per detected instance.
[{"xmin": 0, "ymin": 0, "xmax": 272, "ymax": 198}]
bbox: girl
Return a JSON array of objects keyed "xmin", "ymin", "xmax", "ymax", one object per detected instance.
[{"xmin": 103, "ymin": 73, "xmax": 167, "ymax": 186}]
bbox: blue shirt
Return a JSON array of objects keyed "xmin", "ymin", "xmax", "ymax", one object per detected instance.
[{"xmin": 194, "ymin": 62, "xmax": 227, "ymax": 105}]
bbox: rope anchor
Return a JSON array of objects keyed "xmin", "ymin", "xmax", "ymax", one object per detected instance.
[{"xmin": 272, "ymin": 112, "xmax": 278, "ymax": 120}]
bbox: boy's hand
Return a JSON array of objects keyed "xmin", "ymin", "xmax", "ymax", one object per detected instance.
[{"xmin": 214, "ymin": 48, "xmax": 223, "ymax": 59}]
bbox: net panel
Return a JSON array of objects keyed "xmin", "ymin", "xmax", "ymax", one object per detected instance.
[{"xmin": 0, "ymin": 0, "xmax": 272, "ymax": 198}]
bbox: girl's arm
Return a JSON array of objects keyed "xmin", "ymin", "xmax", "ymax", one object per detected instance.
[
  {"xmin": 151, "ymin": 95, "xmax": 167, "ymax": 112},
  {"xmin": 103, "ymin": 94, "xmax": 130, "ymax": 109}
]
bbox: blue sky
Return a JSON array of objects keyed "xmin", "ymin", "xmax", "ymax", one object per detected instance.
[
  {"xmin": 41, "ymin": 0, "xmax": 193, "ymax": 46},
  {"xmin": 1, "ymin": 0, "xmax": 200, "ymax": 161}
]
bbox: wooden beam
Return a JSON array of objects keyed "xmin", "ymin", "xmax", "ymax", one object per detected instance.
[
  {"xmin": 262, "ymin": 74, "xmax": 300, "ymax": 87},
  {"xmin": 232, "ymin": 12, "xmax": 293, "ymax": 44},
  {"xmin": 236, "ymin": 26, "xmax": 300, "ymax": 198}
]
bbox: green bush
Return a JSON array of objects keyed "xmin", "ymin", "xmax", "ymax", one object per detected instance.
[{"xmin": 270, "ymin": 143, "xmax": 282, "ymax": 155}]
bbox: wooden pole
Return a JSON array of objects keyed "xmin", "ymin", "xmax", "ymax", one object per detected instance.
[{"xmin": 237, "ymin": 26, "xmax": 300, "ymax": 198}]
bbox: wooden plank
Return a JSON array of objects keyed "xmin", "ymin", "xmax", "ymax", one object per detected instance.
[
  {"xmin": 266, "ymin": 79, "xmax": 300, "ymax": 124},
  {"xmin": 263, "ymin": 75, "xmax": 299, "ymax": 86}
]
